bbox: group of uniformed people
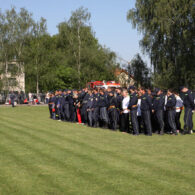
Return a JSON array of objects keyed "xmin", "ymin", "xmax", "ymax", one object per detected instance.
[{"xmin": 48, "ymin": 86, "xmax": 194, "ymax": 136}]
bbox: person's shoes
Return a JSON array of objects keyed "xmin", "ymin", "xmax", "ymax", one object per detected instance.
[
  {"xmin": 190, "ymin": 130, "xmax": 193, "ymax": 134},
  {"xmin": 160, "ymin": 131, "xmax": 164, "ymax": 135}
]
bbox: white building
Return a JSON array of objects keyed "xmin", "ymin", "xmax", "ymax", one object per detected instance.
[
  {"xmin": 115, "ymin": 68, "xmax": 135, "ymax": 88},
  {"xmin": 0, "ymin": 60, "xmax": 25, "ymax": 92}
]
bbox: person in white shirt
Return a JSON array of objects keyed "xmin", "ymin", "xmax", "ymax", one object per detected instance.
[
  {"xmin": 174, "ymin": 92, "xmax": 183, "ymax": 132},
  {"xmin": 120, "ymin": 89, "xmax": 130, "ymax": 133}
]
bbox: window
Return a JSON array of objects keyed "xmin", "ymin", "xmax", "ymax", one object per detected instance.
[
  {"xmin": 8, "ymin": 78, "xmax": 17, "ymax": 86},
  {"xmin": 8, "ymin": 64, "xmax": 18, "ymax": 74}
]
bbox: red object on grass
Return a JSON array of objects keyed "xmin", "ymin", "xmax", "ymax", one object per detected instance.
[
  {"xmin": 77, "ymin": 108, "xmax": 82, "ymax": 123},
  {"xmin": 24, "ymin": 99, "xmax": 28, "ymax": 103},
  {"xmin": 9, "ymin": 100, "xmax": 11, "ymax": 104}
]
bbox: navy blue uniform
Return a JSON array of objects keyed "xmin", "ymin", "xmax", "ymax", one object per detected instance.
[
  {"xmin": 63, "ymin": 94, "xmax": 70, "ymax": 121},
  {"xmin": 81, "ymin": 93, "xmax": 89, "ymax": 124},
  {"xmin": 128, "ymin": 92, "xmax": 139, "ymax": 135},
  {"xmin": 86, "ymin": 95, "xmax": 95, "ymax": 126},
  {"xmin": 108, "ymin": 94, "xmax": 118, "ymax": 130},
  {"xmin": 166, "ymin": 94, "xmax": 177, "ymax": 134},
  {"xmin": 182, "ymin": 90, "xmax": 194, "ymax": 133},
  {"xmin": 153, "ymin": 94, "xmax": 165, "ymax": 134},
  {"xmin": 93, "ymin": 93, "xmax": 100, "ymax": 127},
  {"xmin": 10, "ymin": 94, "xmax": 16, "ymax": 107},
  {"xmin": 141, "ymin": 94, "xmax": 152, "ymax": 135},
  {"xmin": 67, "ymin": 93, "xmax": 76, "ymax": 122},
  {"xmin": 48, "ymin": 96, "xmax": 55, "ymax": 119},
  {"xmin": 54, "ymin": 95, "xmax": 60, "ymax": 120},
  {"xmin": 98, "ymin": 94, "xmax": 109, "ymax": 127}
]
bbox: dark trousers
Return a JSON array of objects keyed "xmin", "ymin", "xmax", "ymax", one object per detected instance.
[
  {"xmin": 141, "ymin": 110, "xmax": 152, "ymax": 135},
  {"xmin": 55, "ymin": 106, "xmax": 60, "ymax": 120},
  {"xmin": 64, "ymin": 104, "xmax": 70, "ymax": 121},
  {"xmin": 175, "ymin": 112, "xmax": 181, "ymax": 130},
  {"xmin": 69, "ymin": 105, "xmax": 76, "ymax": 122},
  {"xmin": 151, "ymin": 112, "xmax": 158, "ymax": 133},
  {"xmin": 108, "ymin": 108, "xmax": 118, "ymax": 130},
  {"xmin": 155, "ymin": 110, "xmax": 164, "ymax": 134},
  {"xmin": 93, "ymin": 107, "xmax": 99, "ymax": 127},
  {"xmin": 120, "ymin": 113, "xmax": 129, "ymax": 132},
  {"xmin": 59, "ymin": 105, "xmax": 64, "ymax": 120},
  {"xmin": 184, "ymin": 108, "xmax": 193, "ymax": 133},
  {"xmin": 137, "ymin": 116, "xmax": 143, "ymax": 133},
  {"xmin": 167, "ymin": 110, "xmax": 177, "ymax": 134},
  {"xmin": 81, "ymin": 106, "xmax": 88, "ymax": 124},
  {"xmin": 49, "ymin": 105, "xmax": 52, "ymax": 118},
  {"xmin": 99, "ymin": 107, "xmax": 109, "ymax": 127},
  {"xmin": 87, "ymin": 110, "xmax": 93, "ymax": 127},
  {"xmin": 130, "ymin": 109, "xmax": 139, "ymax": 134},
  {"xmin": 11, "ymin": 101, "xmax": 14, "ymax": 107}
]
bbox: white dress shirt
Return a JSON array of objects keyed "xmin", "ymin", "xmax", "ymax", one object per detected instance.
[
  {"xmin": 122, "ymin": 96, "xmax": 130, "ymax": 113},
  {"xmin": 137, "ymin": 99, "xmax": 141, "ymax": 116}
]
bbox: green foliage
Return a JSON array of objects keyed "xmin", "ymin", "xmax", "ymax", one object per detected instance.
[
  {"xmin": 56, "ymin": 7, "xmax": 116, "ymax": 89},
  {"xmin": 127, "ymin": 0, "xmax": 195, "ymax": 90},
  {"xmin": 127, "ymin": 54, "xmax": 151, "ymax": 88},
  {"xmin": 0, "ymin": 7, "xmax": 117, "ymax": 92}
]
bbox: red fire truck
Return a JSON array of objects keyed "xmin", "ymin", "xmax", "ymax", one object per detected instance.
[{"xmin": 86, "ymin": 81, "xmax": 120, "ymax": 89}]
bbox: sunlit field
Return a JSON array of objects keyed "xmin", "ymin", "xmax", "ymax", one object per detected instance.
[{"xmin": 0, "ymin": 106, "xmax": 194, "ymax": 195}]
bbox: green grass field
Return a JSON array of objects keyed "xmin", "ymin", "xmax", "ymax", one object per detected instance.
[{"xmin": 0, "ymin": 106, "xmax": 194, "ymax": 195}]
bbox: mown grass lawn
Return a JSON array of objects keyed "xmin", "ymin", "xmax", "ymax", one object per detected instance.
[{"xmin": 0, "ymin": 106, "xmax": 194, "ymax": 195}]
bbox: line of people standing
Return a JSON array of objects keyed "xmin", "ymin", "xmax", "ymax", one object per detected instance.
[{"xmin": 48, "ymin": 86, "xmax": 194, "ymax": 135}]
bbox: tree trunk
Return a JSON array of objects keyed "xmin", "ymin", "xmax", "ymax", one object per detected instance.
[
  {"xmin": 77, "ymin": 22, "xmax": 81, "ymax": 88},
  {"xmin": 36, "ymin": 58, "xmax": 39, "ymax": 95}
]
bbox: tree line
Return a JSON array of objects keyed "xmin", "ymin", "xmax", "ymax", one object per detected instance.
[
  {"xmin": 1, "ymin": 1, "xmax": 194, "ymax": 93},
  {"xmin": 0, "ymin": 7, "xmax": 118, "ymax": 93},
  {"xmin": 127, "ymin": 0, "xmax": 195, "ymax": 90}
]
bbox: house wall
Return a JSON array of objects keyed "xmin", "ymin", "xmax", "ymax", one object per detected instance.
[{"xmin": 0, "ymin": 61, "xmax": 25, "ymax": 92}]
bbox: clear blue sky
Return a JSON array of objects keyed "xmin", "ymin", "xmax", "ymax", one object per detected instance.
[{"xmin": 1, "ymin": 0, "xmax": 149, "ymax": 65}]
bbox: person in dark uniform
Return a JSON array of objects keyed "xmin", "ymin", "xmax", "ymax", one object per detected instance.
[
  {"xmin": 166, "ymin": 89, "xmax": 177, "ymax": 135},
  {"xmin": 80, "ymin": 89, "xmax": 89, "ymax": 125},
  {"xmin": 92, "ymin": 88, "xmax": 100, "ymax": 128},
  {"xmin": 98, "ymin": 89, "xmax": 109, "ymax": 128},
  {"xmin": 63, "ymin": 90, "xmax": 70, "ymax": 121},
  {"xmin": 108, "ymin": 91, "xmax": 118, "ymax": 130},
  {"xmin": 58, "ymin": 90, "xmax": 63, "ymax": 121},
  {"xmin": 128, "ymin": 86, "xmax": 139, "ymax": 135},
  {"xmin": 152, "ymin": 88, "xmax": 165, "ymax": 135},
  {"xmin": 48, "ymin": 92, "xmax": 55, "ymax": 119},
  {"xmin": 60, "ymin": 90, "xmax": 66, "ymax": 121},
  {"xmin": 10, "ymin": 91, "xmax": 16, "ymax": 107},
  {"xmin": 54, "ymin": 90, "xmax": 60, "ymax": 120},
  {"xmin": 86, "ymin": 90, "xmax": 95, "ymax": 127},
  {"xmin": 48, "ymin": 92, "xmax": 53, "ymax": 118},
  {"xmin": 140, "ymin": 87, "xmax": 152, "ymax": 136},
  {"xmin": 18, "ymin": 91, "xmax": 22, "ymax": 104},
  {"xmin": 67, "ymin": 90, "xmax": 76, "ymax": 122},
  {"xmin": 180, "ymin": 86, "xmax": 194, "ymax": 134}
]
